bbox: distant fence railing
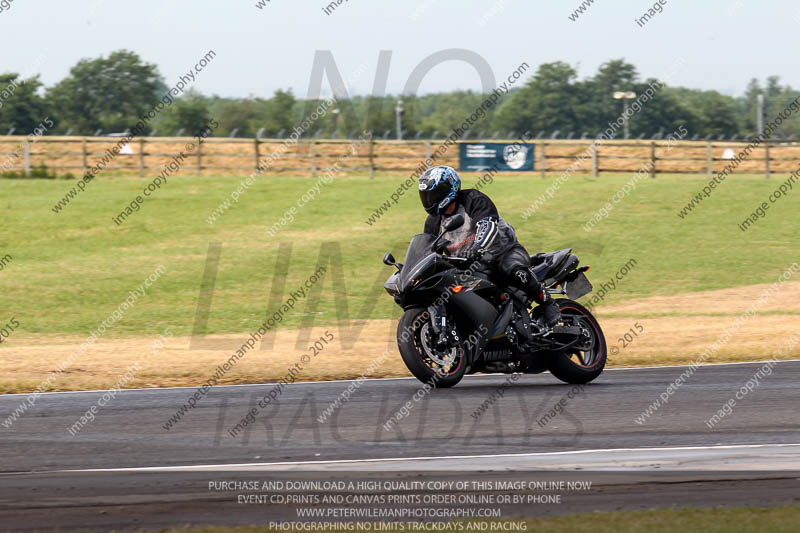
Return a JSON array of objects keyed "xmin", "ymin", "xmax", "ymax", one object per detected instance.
[{"xmin": 1, "ymin": 136, "xmax": 797, "ymax": 179}]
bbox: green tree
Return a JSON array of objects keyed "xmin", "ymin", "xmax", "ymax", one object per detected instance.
[
  {"xmin": 46, "ymin": 49, "xmax": 164, "ymax": 134},
  {"xmin": 209, "ymin": 98, "xmax": 263, "ymax": 137},
  {"xmin": 414, "ymin": 92, "xmax": 492, "ymax": 137},
  {"xmin": 668, "ymin": 88, "xmax": 740, "ymax": 137},
  {"xmin": 738, "ymin": 78, "xmax": 762, "ymax": 133},
  {"xmin": 492, "ymin": 61, "xmax": 583, "ymax": 136},
  {"xmin": 357, "ymin": 96, "xmax": 395, "ymax": 138},
  {"xmin": 156, "ymin": 90, "xmax": 212, "ymax": 136},
  {"xmin": 622, "ymin": 82, "xmax": 695, "ymax": 138},
  {"xmin": 736, "ymin": 77, "xmax": 800, "ymax": 137},
  {"xmin": 0, "ymin": 74, "xmax": 49, "ymax": 133},
  {"xmin": 580, "ymin": 59, "xmax": 640, "ymax": 134},
  {"xmin": 262, "ymin": 89, "xmax": 296, "ymax": 136},
  {"xmin": 762, "ymin": 77, "xmax": 800, "ymax": 137}
]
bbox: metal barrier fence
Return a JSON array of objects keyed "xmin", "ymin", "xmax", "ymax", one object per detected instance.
[{"xmin": 1, "ymin": 137, "xmax": 797, "ymax": 178}]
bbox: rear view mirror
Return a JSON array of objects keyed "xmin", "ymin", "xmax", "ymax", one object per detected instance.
[
  {"xmin": 443, "ymin": 214, "xmax": 464, "ymax": 232},
  {"xmin": 383, "ymin": 252, "xmax": 402, "ymax": 271}
]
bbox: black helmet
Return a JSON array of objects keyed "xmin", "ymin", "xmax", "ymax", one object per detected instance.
[{"xmin": 418, "ymin": 166, "xmax": 461, "ymax": 215}]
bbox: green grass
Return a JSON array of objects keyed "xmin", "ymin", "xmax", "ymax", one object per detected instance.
[
  {"xmin": 0, "ymin": 171, "xmax": 796, "ymax": 337},
  {"xmin": 112, "ymin": 505, "xmax": 800, "ymax": 533}
]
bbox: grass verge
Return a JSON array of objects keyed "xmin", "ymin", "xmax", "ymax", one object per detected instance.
[
  {"xmin": 1, "ymin": 172, "xmax": 797, "ymax": 392},
  {"xmin": 1, "ymin": 172, "xmax": 797, "ymax": 336}
]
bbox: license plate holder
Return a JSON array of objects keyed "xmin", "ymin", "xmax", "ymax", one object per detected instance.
[{"xmin": 566, "ymin": 272, "xmax": 593, "ymax": 300}]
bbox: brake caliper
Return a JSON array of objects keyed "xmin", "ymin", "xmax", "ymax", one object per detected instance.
[{"xmin": 427, "ymin": 304, "xmax": 451, "ymax": 350}]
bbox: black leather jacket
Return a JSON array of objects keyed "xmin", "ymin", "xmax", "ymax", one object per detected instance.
[{"xmin": 423, "ymin": 189, "xmax": 518, "ymax": 261}]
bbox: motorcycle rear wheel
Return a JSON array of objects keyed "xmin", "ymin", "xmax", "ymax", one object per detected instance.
[
  {"xmin": 397, "ymin": 308, "xmax": 466, "ymax": 388},
  {"xmin": 546, "ymin": 299, "xmax": 607, "ymax": 384}
]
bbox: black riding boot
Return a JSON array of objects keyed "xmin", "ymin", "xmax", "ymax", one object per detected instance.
[{"xmin": 512, "ymin": 268, "xmax": 562, "ymax": 327}]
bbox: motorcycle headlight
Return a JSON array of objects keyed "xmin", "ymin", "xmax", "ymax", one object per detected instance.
[{"xmin": 384, "ymin": 281, "xmax": 399, "ymax": 295}]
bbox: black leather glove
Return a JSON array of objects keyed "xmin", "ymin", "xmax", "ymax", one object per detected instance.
[{"xmin": 466, "ymin": 247, "xmax": 484, "ymax": 265}]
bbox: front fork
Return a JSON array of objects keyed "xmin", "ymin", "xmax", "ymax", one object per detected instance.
[{"xmin": 427, "ymin": 303, "xmax": 460, "ymax": 350}]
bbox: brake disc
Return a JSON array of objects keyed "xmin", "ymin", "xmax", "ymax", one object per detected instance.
[{"xmin": 420, "ymin": 323, "xmax": 457, "ymax": 367}]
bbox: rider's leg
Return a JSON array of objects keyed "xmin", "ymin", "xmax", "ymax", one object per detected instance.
[{"xmin": 498, "ymin": 245, "xmax": 561, "ymax": 327}]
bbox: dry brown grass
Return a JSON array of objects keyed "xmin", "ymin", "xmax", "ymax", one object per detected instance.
[
  {"xmin": 2, "ymin": 282, "xmax": 799, "ymax": 393},
  {"xmin": 598, "ymin": 280, "xmax": 800, "ymax": 317}
]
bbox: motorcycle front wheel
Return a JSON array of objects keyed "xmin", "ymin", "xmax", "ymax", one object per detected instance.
[{"xmin": 397, "ymin": 308, "xmax": 466, "ymax": 388}]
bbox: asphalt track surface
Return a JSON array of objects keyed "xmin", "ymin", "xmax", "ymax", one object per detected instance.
[{"xmin": 2, "ymin": 360, "xmax": 800, "ymax": 530}]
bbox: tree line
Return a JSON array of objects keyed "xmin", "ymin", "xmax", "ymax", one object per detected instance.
[{"xmin": 1, "ymin": 50, "xmax": 798, "ymax": 140}]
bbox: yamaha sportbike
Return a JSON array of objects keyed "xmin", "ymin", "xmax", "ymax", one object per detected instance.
[{"xmin": 382, "ymin": 215, "xmax": 606, "ymax": 388}]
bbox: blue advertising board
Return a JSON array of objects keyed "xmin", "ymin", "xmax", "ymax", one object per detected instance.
[{"xmin": 459, "ymin": 142, "xmax": 535, "ymax": 172}]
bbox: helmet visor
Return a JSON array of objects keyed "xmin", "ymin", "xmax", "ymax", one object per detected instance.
[{"xmin": 419, "ymin": 186, "xmax": 449, "ymax": 215}]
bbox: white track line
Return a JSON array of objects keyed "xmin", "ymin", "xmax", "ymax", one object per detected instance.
[
  {"xmin": 46, "ymin": 443, "xmax": 800, "ymax": 473},
  {"xmin": 2, "ymin": 359, "xmax": 799, "ymax": 398}
]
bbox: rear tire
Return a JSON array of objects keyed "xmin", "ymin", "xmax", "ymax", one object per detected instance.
[
  {"xmin": 546, "ymin": 299, "xmax": 606, "ymax": 385},
  {"xmin": 398, "ymin": 308, "xmax": 466, "ymax": 388}
]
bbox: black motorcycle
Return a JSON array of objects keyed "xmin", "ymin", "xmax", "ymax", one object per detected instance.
[{"xmin": 382, "ymin": 214, "xmax": 606, "ymax": 388}]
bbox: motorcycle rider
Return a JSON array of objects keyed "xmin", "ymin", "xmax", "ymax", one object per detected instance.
[{"xmin": 418, "ymin": 165, "xmax": 561, "ymax": 327}]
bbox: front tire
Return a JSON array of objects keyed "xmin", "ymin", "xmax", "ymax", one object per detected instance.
[
  {"xmin": 546, "ymin": 299, "xmax": 607, "ymax": 384},
  {"xmin": 397, "ymin": 308, "xmax": 466, "ymax": 388}
]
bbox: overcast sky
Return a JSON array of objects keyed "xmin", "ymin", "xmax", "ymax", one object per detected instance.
[{"xmin": 2, "ymin": 0, "xmax": 799, "ymax": 99}]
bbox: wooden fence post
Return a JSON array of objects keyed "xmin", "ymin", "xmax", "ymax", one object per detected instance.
[
  {"xmin": 649, "ymin": 141, "xmax": 656, "ymax": 178},
  {"xmin": 138, "ymin": 138, "xmax": 145, "ymax": 177},
  {"xmin": 81, "ymin": 138, "xmax": 88, "ymax": 176},
  {"xmin": 706, "ymin": 141, "xmax": 713, "ymax": 178},
  {"xmin": 540, "ymin": 141, "xmax": 546, "ymax": 178},
  {"xmin": 368, "ymin": 137, "xmax": 375, "ymax": 179},
  {"xmin": 23, "ymin": 139, "xmax": 30, "ymax": 176},
  {"xmin": 254, "ymin": 138, "xmax": 261, "ymax": 173},
  {"xmin": 310, "ymin": 140, "xmax": 317, "ymax": 177},
  {"xmin": 425, "ymin": 140, "xmax": 431, "ymax": 161},
  {"xmin": 765, "ymin": 141, "xmax": 771, "ymax": 179},
  {"xmin": 196, "ymin": 140, "xmax": 203, "ymax": 175},
  {"xmin": 591, "ymin": 143, "xmax": 598, "ymax": 177}
]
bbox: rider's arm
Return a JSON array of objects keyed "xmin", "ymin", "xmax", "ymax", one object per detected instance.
[
  {"xmin": 463, "ymin": 190, "xmax": 501, "ymax": 253},
  {"xmin": 424, "ymin": 214, "xmax": 440, "ymax": 236},
  {"xmin": 474, "ymin": 217, "xmax": 499, "ymax": 251}
]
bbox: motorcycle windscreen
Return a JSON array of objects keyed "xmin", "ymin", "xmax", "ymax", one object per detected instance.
[
  {"xmin": 402, "ymin": 234, "xmax": 436, "ymax": 266},
  {"xmin": 399, "ymin": 234, "xmax": 437, "ymax": 291}
]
